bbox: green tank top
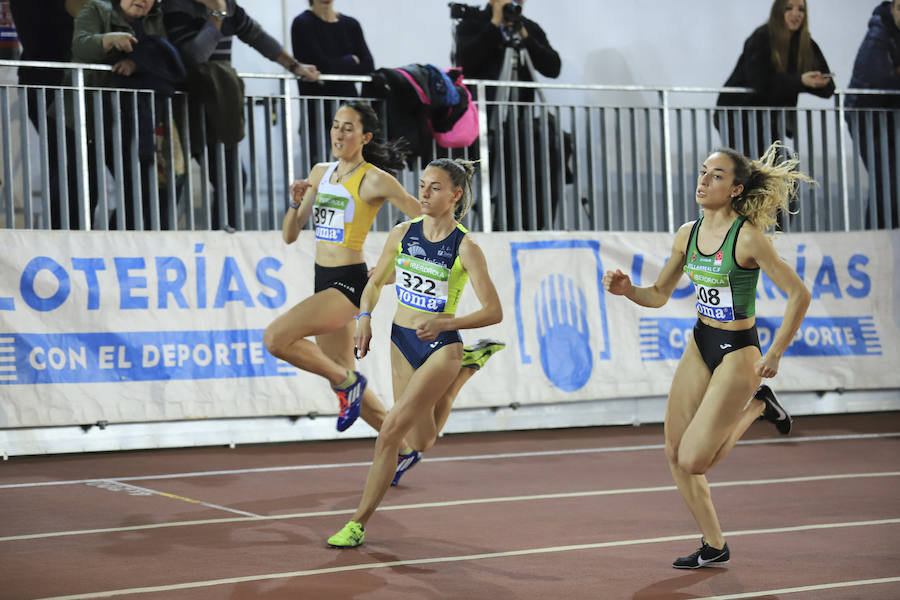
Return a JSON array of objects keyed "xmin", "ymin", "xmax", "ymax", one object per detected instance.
[{"xmin": 683, "ymin": 216, "xmax": 759, "ymax": 322}]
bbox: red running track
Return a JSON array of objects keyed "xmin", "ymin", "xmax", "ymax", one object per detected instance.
[{"xmin": 1, "ymin": 412, "xmax": 899, "ymax": 599}]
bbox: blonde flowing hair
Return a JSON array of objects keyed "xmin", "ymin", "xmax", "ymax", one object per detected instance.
[
  {"xmin": 714, "ymin": 142, "xmax": 815, "ymax": 232},
  {"xmin": 427, "ymin": 158, "xmax": 478, "ymax": 221}
]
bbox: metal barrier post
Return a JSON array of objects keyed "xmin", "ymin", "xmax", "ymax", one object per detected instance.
[
  {"xmin": 280, "ymin": 77, "xmax": 294, "ymax": 228},
  {"xmin": 476, "ymin": 82, "xmax": 491, "ymax": 233},
  {"xmin": 74, "ymin": 67, "xmax": 91, "ymax": 230},
  {"xmin": 279, "ymin": 77, "xmax": 294, "ymax": 230},
  {"xmin": 264, "ymin": 97, "xmax": 276, "ymax": 230},
  {"xmin": 0, "ymin": 87, "xmax": 12, "ymax": 226},
  {"xmin": 17, "ymin": 90, "xmax": 33, "ymax": 228},
  {"xmin": 282, "ymin": 76, "xmax": 295, "ymax": 187},
  {"xmin": 660, "ymin": 89, "xmax": 675, "ymax": 233},
  {"xmin": 37, "ymin": 88, "xmax": 50, "ymax": 228}
]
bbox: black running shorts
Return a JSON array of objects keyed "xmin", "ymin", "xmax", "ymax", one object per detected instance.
[
  {"xmin": 692, "ymin": 318, "xmax": 760, "ymax": 373},
  {"xmin": 314, "ymin": 263, "xmax": 368, "ymax": 307}
]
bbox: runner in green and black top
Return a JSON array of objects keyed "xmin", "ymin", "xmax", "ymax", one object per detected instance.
[
  {"xmin": 327, "ymin": 158, "xmax": 503, "ymax": 548},
  {"xmin": 683, "ymin": 215, "xmax": 759, "ymax": 324},
  {"xmin": 603, "ymin": 142, "xmax": 812, "ymax": 569}
]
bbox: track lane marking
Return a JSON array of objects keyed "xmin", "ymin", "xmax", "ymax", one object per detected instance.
[
  {"xmin": 3, "ymin": 471, "xmax": 898, "ymax": 542},
  {"xmin": 109, "ymin": 481, "xmax": 262, "ymax": 518},
  {"xmin": 693, "ymin": 576, "xmax": 900, "ymax": 599},
  {"xmin": 32, "ymin": 519, "xmax": 900, "ymax": 599},
  {"xmin": 3, "ymin": 432, "xmax": 898, "ymax": 490}
]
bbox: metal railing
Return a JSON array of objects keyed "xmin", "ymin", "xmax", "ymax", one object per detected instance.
[{"xmin": 1, "ymin": 60, "xmax": 897, "ymax": 232}]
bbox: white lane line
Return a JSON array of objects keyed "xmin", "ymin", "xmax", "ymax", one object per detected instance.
[
  {"xmin": 693, "ymin": 576, "xmax": 900, "ymax": 599},
  {"xmin": 109, "ymin": 481, "xmax": 261, "ymax": 518},
  {"xmin": 32, "ymin": 518, "xmax": 900, "ymax": 600},
  {"xmin": 3, "ymin": 432, "xmax": 899, "ymax": 490},
  {"xmin": 3, "ymin": 471, "xmax": 898, "ymax": 542},
  {"xmin": 2, "ymin": 516, "xmax": 258, "ymax": 542}
]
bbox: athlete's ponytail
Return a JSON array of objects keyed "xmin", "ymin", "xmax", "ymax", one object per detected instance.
[
  {"xmin": 340, "ymin": 101, "xmax": 410, "ymax": 178},
  {"xmin": 715, "ymin": 142, "xmax": 815, "ymax": 232},
  {"xmin": 427, "ymin": 158, "xmax": 477, "ymax": 221}
]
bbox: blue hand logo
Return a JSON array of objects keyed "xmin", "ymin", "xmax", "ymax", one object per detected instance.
[
  {"xmin": 534, "ymin": 274, "xmax": 592, "ymax": 392},
  {"xmin": 510, "ymin": 239, "xmax": 610, "ymax": 394}
]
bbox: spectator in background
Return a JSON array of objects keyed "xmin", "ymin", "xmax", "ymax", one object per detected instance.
[
  {"xmin": 65, "ymin": 1, "xmax": 90, "ymax": 18},
  {"xmin": 846, "ymin": 0, "xmax": 900, "ymax": 229},
  {"xmin": 454, "ymin": 0, "xmax": 564, "ymax": 231},
  {"xmin": 162, "ymin": 0, "xmax": 319, "ymax": 230},
  {"xmin": 0, "ymin": 0, "xmax": 18, "ymax": 60},
  {"xmin": 291, "ymin": 0, "xmax": 374, "ymax": 165},
  {"xmin": 72, "ymin": 0, "xmax": 185, "ymax": 230},
  {"xmin": 8, "ymin": 0, "xmax": 80, "ymax": 228},
  {"xmin": 7, "ymin": 0, "xmax": 73, "ymax": 119},
  {"xmin": 715, "ymin": 0, "xmax": 835, "ymax": 158},
  {"xmin": 454, "ymin": 0, "xmax": 558, "ymax": 104}
]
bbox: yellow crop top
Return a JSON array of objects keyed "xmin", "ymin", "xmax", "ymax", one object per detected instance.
[{"xmin": 312, "ymin": 161, "xmax": 378, "ymax": 251}]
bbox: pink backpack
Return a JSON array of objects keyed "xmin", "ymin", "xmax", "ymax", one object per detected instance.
[{"xmin": 396, "ymin": 67, "xmax": 479, "ymax": 149}]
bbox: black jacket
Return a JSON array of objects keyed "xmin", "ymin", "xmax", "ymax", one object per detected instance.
[
  {"xmin": 454, "ymin": 5, "xmax": 560, "ymax": 102},
  {"xmin": 291, "ymin": 10, "xmax": 374, "ymax": 98},
  {"xmin": 717, "ymin": 24, "xmax": 834, "ymax": 109},
  {"xmin": 8, "ymin": 0, "xmax": 73, "ymax": 87},
  {"xmin": 847, "ymin": 1, "xmax": 900, "ymax": 109}
]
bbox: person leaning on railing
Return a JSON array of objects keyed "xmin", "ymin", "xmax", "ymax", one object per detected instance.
[
  {"xmin": 72, "ymin": 0, "xmax": 184, "ymax": 230},
  {"xmin": 715, "ymin": 0, "xmax": 835, "ymax": 157},
  {"xmin": 161, "ymin": 0, "xmax": 319, "ymax": 231},
  {"xmin": 846, "ymin": 0, "xmax": 900, "ymax": 230}
]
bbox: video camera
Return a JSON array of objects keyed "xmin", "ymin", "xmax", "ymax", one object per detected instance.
[
  {"xmin": 502, "ymin": 1, "xmax": 522, "ymax": 22},
  {"xmin": 448, "ymin": 2, "xmax": 479, "ymax": 20},
  {"xmin": 448, "ymin": 1, "xmax": 522, "ymax": 24}
]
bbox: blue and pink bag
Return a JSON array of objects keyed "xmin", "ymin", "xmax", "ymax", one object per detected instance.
[{"xmin": 396, "ymin": 66, "xmax": 479, "ymax": 149}]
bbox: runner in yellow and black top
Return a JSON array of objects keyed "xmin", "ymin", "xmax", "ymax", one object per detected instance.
[
  {"xmin": 603, "ymin": 142, "xmax": 812, "ymax": 569},
  {"xmin": 264, "ymin": 103, "xmax": 505, "ymax": 462},
  {"xmin": 310, "ymin": 160, "xmax": 380, "ymax": 248},
  {"xmin": 327, "ymin": 158, "xmax": 503, "ymax": 548}
]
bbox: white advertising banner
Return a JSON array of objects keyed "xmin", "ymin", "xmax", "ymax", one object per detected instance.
[{"xmin": 1, "ymin": 229, "xmax": 898, "ymax": 428}]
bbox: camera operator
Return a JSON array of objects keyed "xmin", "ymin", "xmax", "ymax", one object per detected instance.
[
  {"xmin": 453, "ymin": 0, "xmax": 563, "ymax": 231},
  {"xmin": 454, "ymin": 0, "xmax": 560, "ymax": 102}
]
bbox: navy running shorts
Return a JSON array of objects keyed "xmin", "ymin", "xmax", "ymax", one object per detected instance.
[{"xmin": 390, "ymin": 323, "xmax": 462, "ymax": 369}]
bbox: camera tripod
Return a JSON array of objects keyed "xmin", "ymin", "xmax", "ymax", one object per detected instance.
[{"xmin": 494, "ymin": 34, "xmax": 546, "ymax": 123}]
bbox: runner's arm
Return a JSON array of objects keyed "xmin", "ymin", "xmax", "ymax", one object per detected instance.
[
  {"xmin": 361, "ymin": 168, "xmax": 421, "ymax": 219},
  {"xmin": 282, "ymin": 163, "xmax": 327, "ymax": 244},
  {"xmin": 354, "ymin": 223, "xmax": 408, "ymax": 357},
  {"xmin": 744, "ymin": 227, "xmax": 810, "ymax": 377},
  {"xmin": 417, "ymin": 236, "xmax": 502, "ymax": 341},
  {"xmin": 603, "ymin": 222, "xmax": 692, "ymax": 308}
]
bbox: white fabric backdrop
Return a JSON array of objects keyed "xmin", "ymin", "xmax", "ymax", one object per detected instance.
[{"xmin": 1, "ymin": 228, "xmax": 897, "ymax": 428}]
